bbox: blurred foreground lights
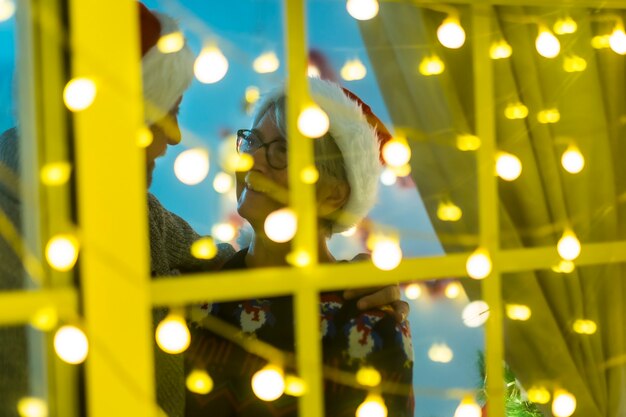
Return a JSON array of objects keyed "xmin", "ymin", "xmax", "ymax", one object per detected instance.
[
  {"xmin": 504, "ymin": 102, "xmax": 528, "ymax": 120},
  {"xmin": 191, "ymin": 237, "xmax": 218, "ymax": 260},
  {"xmin": 41, "ymin": 162, "xmax": 72, "ymax": 186},
  {"xmin": 356, "ymin": 367, "xmax": 382, "ymax": 387},
  {"xmin": 194, "ymin": 46, "xmax": 229, "ymax": 84},
  {"xmin": 286, "ymin": 250, "xmax": 312, "ymax": 267},
  {"xmin": 557, "ymin": 231, "xmax": 581, "ymax": 261},
  {"xmin": 462, "ymin": 301, "xmax": 490, "ymax": 328},
  {"xmin": 264, "ymin": 208, "xmax": 297, "ymax": 243},
  {"xmin": 419, "ymin": 55, "xmax": 445, "ymax": 76},
  {"xmin": 300, "ymin": 165, "xmax": 319, "ymax": 184},
  {"xmin": 0, "ymin": 0, "xmax": 15, "ymax": 22},
  {"xmin": 428, "ymin": 343, "xmax": 454, "ymax": 363},
  {"xmin": 552, "ymin": 259, "xmax": 575, "ymax": 274},
  {"xmin": 372, "ymin": 239, "xmax": 402, "ymax": 271},
  {"xmin": 341, "ymin": 59, "xmax": 367, "ymax": 81},
  {"xmin": 298, "ymin": 103, "xmax": 329, "ymax": 138},
  {"xmin": 253, "ymin": 52, "xmax": 280, "ymax": 74},
  {"xmin": 490, "ymin": 40, "xmax": 512, "ymax": 59},
  {"xmin": 356, "ymin": 394, "xmax": 387, "ymax": 417},
  {"xmin": 212, "ymin": 223, "xmax": 236, "ymax": 242},
  {"xmin": 213, "ymin": 172, "xmax": 233, "ymax": 193},
  {"xmin": 573, "ymin": 319, "xmax": 597, "ymax": 335},
  {"xmin": 340, "ymin": 225, "xmax": 357, "ymax": 237},
  {"xmin": 284, "ymin": 375, "xmax": 306, "ymax": 396},
  {"xmin": 346, "ymin": 0, "xmax": 379, "ymax": 21},
  {"xmin": 466, "ymin": 249, "xmax": 491, "ymax": 279},
  {"xmin": 610, "ymin": 26, "xmax": 626, "ymax": 55},
  {"xmin": 156, "ymin": 313, "xmax": 190, "ymax": 354},
  {"xmin": 563, "ymin": 55, "xmax": 587, "ymax": 73},
  {"xmin": 46, "ymin": 234, "xmax": 79, "ymax": 272},
  {"xmin": 186, "ymin": 369, "xmax": 214, "ymax": 394},
  {"xmin": 252, "ymin": 365, "xmax": 285, "ymax": 401},
  {"xmin": 136, "ymin": 127, "xmax": 153, "ymax": 148},
  {"xmin": 506, "ymin": 304, "xmax": 532, "ymax": 321},
  {"xmin": 31, "ymin": 307, "xmax": 59, "ymax": 332},
  {"xmin": 404, "ymin": 283, "xmax": 422, "ymax": 300},
  {"xmin": 157, "ymin": 32, "xmax": 184, "ymax": 53},
  {"xmin": 245, "ymin": 86, "xmax": 261, "ymax": 104},
  {"xmin": 437, "ymin": 18, "xmax": 466, "ymax": 49},
  {"xmin": 456, "ymin": 134, "xmax": 481, "ymax": 151},
  {"xmin": 592, "ymin": 35, "xmax": 611, "ymax": 49},
  {"xmin": 527, "ymin": 386, "xmax": 551, "ymax": 404},
  {"xmin": 54, "ymin": 325, "xmax": 88, "ymax": 364},
  {"xmin": 537, "ymin": 108, "xmax": 560, "ymax": 124},
  {"xmin": 454, "ymin": 396, "xmax": 481, "ymax": 417},
  {"xmin": 63, "ymin": 78, "xmax": 97, "ymax": 111},
  {"xmin": 445, "ymin": 281, "xmax": 462, "ymax": 299},
  {"xmin": 552, "ymin": 390, "xmax": 577, "ymax": 417},
  {"xmin": 496, "ymin": 152, "xmax": 522, "ymax": 181},
  {"xmin": 554, "ymin": 16, "xmax": 578, "ymax": 35},
  {"xmin": 437, "ymin": 201, "xmax": 462, "ymax": 222},
  {"xmin": 380, "ymin": 168, "xmax": 397, "ymax": 186},
  {"xmin": 17, "ymin": 397, "xmax": 47, "ymax": 417},
  {"xmin": 561, "ymin": 146, "xmax": 585, "ymax": 173},
  {"xmin": 307, "ymin": 65, "xmax": 321, "ymax": 78},
  {"xmin": 382, "ymin": 138, "xmax": 411, "ymax": 167},
  {"xmin": 174, "ymin": 149, "xmax": 210, "ymax": 185},
  {"xmin": 391, "ymin": 163, "xmax": 411, "ymax": 178},
  {"xmin": 223, "ymin": 153, "xmax": 254, "ymax": 173},
  {"xmin": 535, "ymin": 28, "xmax": 560, "ymax": 58}
]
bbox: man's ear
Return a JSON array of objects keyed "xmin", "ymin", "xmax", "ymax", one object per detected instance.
[{"xmin": 317, "ymin": 179, "xmax": 350, "ymax": 218}]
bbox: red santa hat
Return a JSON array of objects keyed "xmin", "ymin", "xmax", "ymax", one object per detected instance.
[{"xmin": 138, "ymin": 3, "xmax": 195, "ymax": 124}]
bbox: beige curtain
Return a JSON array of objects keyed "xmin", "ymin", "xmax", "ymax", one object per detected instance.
[{"xmin": 360, "ymin": 3, "xmax": 626, "ymax": 416}]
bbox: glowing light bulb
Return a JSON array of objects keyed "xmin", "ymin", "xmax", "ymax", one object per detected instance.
[
  {"xmin": 610, "ymin": 26, "xmax": 626, "ymax": 55},
  {"xmin": 54, "ymin": 325, "xmax": 88, "ymax": 364},
  {"xmin": 252, "ymin": 365, "xmax": 285, "ymax": 401},
  {"xmin": 17, "ymin": 397, "xmax": 48, "ymax": 417},
  {"xmin": 211, "ymin": 223, "xmax": 236, "ymax": 242},
  {"xmin": 404, "ymin": 283, "xmax": 421, "ymax": 300},
  {"xmin": 573, "ymin": 319, "xmax": 597, "ymax": 334},
  {"xmin": 454, "ymin": 397, "xmax": 481, "ymax": 417},
  {"xmin": 356, "ymin": 394, "xmax": 387, "ymax": 417},
  {"xmin": 346, "ymin": 0, "xmax": 379, "ymax": 21},
  {"xmin": 445, "ymin": 281, "xmax": 462, "ymax": 299},
  {"xmin": 563, "ymin": 55, "xmax": 587, "ymax": 72},
  {"xmin": 340, "ymin": 226, "xmax": 357, "ymax": 237},
  {"xmin": 194, "ymin": 46, "xmax": 229, "ymax": 84},
  {"xmin": 536, "ymin": 29, "xmax": 560, "ymax": 58},
  {"xmin": 30, "ymin": 307, "xmax": 58, "ymax": 331},
  {"xmin": 245, "ymin": 86, "xmax": 260, "ymax": 104},
  {"xmin": 554, "ymin": 17, "xmax": 578, "ymax": 35},
  {"xmin": 297, "ymin": 103, "xmax": 329, "ymax": 138},
  {"xmin": 41, "ymin": 162, "xmax": 71, "ymax": 186},
  {"xmin": 186, "ymin": 369, "xmax": 213, "ymax": 394},
  {"xmin": 286, "ymin": 250, "xmax": 311, "ymax": 267},
  {"xmin": 340, "ymin": 59, "xmax": 367, "ymax": 81},
  {"xmin": 191, "ymin": 237, "xmax": 217, "ymax": 260},
  {"xmin": 496, "ymin": 152, "xmax": 522, "ymax": 181},
  {"xmin": 156, "ymin": 313, "xmax": 190, "ymax": 354},
  {"xmin": 456, "ymin": 134, "xmax": 481, "ymax": 151},
  {"xmin": 307, "ymin": 65, "xmax": 321, "ymax": 78},
  {"xmin": 557, "ymin": 231, "xmax": 581, "ymax": 261},
  {"xmin": 372, "ymin": 239, "xmax": 402, "ymax": 271},
  {"xmin": 419, "ymin": 55, "xmax": 445, "ymax": 76},
  {"xmin": 380, "ymin": 168, "xmax": 397, "ymax": 186},
  {"xmin": 63, "ymin": 78, "xmax": 97, "ymax": 111},
  {"xmin": 157, "ymin": 31, "xmax": 184, "ymax": 53},
  {"xmin": 552, "ymin": 260, "xmax": 575, "ymax": 273},
  {"xmin": 462, "ymin": 301, "xmax": 490, "ymax": 328},
  {"xmin": 45, "ymin": 234, "xmax": 79, "ymax": 272},
  {"xmin": 174, "ymin": 149, "xmax": 210, "ymax": 185},
  {"xmin": 437, "ymin": 17, "xmax": 466, "ymax": 49},
  {"xmin": 490, "ymin": 40, "xmax": 513, "ymax": 59},
  {"xmin": 356, "ymin": 367, "xmax": 382, "ymax": 387},
  {"xmin": 561, "ymin": 146, "xmax": 584, "ymax": 174},
  {"xmin": 253, "ymin": 52, "xmax": 280, "ymax": 74},
  {"xmin": 428, "ymin": 343, "xmax": 454, "ymax": 363},
  {"xmin": 552, "ymin": 390, "xmax": 576, "ymax": 417},
  {"xmin": 300, "ymin": 166, "xmax": 319, "ymax": 184},
  {"xmin": 527, "ymin": 386, "xmax": 551, "ymax": 404},
  {"xmin": 504, "ymin": 102, "xmax": 528, "ymax": 120},
  {"xmin": 466, "ymin": 249, "xmax": 491, "ymax": 279},
  {"xmin": 537, "ymin": 108, "xmax": 560, "ymax": 124},
  {"xmin": 506, "ymin": 304, "xmax": 532, "ymax": 321},
  {"xmin": 264, "ymin": 208, "xmax": 297, "ymax": 243},
  {"xmin": 437, "ymin": 201, "xmax": 462, "ymax": 222},
  {"xmin": 136, "ymin": 127, "xmax": 153, "ymax": 148},
  {"xmin": 284, "ymin": 375, "xmax": 306, "ymax": 396},
  {"xmin": 592, "ymin": 35, "xmax": 611, "ymax": 49},
  {"xmin": 382, "ymin": 138, "xmax": 411, "ymax": 167}
]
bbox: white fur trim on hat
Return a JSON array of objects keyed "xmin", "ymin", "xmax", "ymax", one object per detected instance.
[{"xmin": 142, "ymin": 12, "xmax": 195, "ymax": 124}]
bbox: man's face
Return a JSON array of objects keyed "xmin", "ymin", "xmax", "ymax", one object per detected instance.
[{"xmin": 146, "ymin": 98, "xmax": 182, "ymax": 186}]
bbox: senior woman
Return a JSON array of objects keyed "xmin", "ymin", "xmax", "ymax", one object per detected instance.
[{"xmin": 186, "ymin": 78, "xmax": 414, "ymax": 416}]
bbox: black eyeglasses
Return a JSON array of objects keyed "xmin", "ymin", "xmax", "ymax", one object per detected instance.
[{"xmin": 236, "ymin": 129, "xmax": 288, "ymax": 170}]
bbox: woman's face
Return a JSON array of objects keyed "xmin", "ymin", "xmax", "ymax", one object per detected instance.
[{"xmin": 236, "ymin": 111, "xmax": 289, "ymax": 229}]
